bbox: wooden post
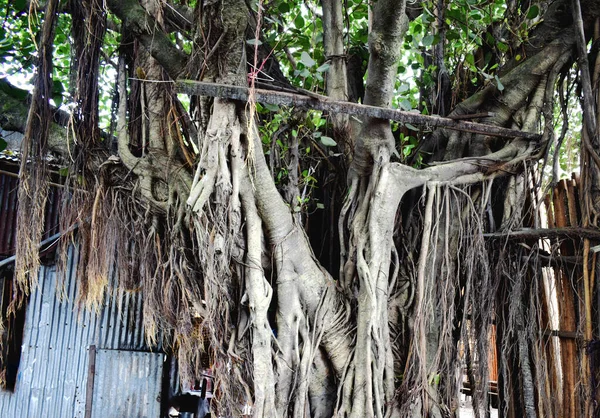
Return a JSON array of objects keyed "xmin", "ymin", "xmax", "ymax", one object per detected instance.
[
  {"xmin": 84, "ymin": 345, "xmax": 97, "ymax": 418},
  {"xmin": 553, "ymin": 182, "xmax": 579, "ymax": 418}
]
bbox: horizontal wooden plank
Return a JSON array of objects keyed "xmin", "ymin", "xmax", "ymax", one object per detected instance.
[
  {"xmin": 542, "ymin": 329, "xmax": 579, "ymax": 339},
  {"xmin": 174, "ymin": 80, "xmax": 541, "ymax": 140},
  {"xmin": 483, "ymin": 227, "xmax": 600, "ymax": 241}
]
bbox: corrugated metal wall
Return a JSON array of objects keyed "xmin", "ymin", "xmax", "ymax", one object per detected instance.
[
  {"xmin": 0, "ymin": 246, "xmax": 162, "ymax": 418},
  {"xmin": 91, "ymin": 349, "xmax": 163, "ymax": 418}
]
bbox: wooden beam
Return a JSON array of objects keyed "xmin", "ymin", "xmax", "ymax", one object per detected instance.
[
  {"xmin": 533, "ymin": 254, "xmax": 583, "ymax": 267},
  {"xmin": 483, "ymin": 227, "xmax": 600, "ymax": 241},
  {"xmin": 84, "ymin": 345, "xmax": 97, "ymax": 418},
  {"xmin": 174, "ymin": 80, "xmax": 541, "ymax": 140},
  {"xmin": 542, "ymin": 329, "xmax": 579, "ymax": 339}
]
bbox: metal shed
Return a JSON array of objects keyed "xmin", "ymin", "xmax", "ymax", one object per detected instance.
[
  {"xmin": 0, "ymin": 160, "xmax": 210, "ymax": 418},
  {"xmin": 0, "ymin": 245, "xmax": 164, "ymax": 418}
]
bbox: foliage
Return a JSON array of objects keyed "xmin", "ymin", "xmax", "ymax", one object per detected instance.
[
  {"xmin": 0, "ymin": 0, "xmax": 580, "ymax": 175},
  {"xmin": 0, "ymin": 0, "xmax": 37, "ymax": 86}
]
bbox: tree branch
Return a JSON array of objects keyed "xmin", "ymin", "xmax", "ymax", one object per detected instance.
[
  {"xmin": 163, "ymin": 2, "xmax": 193, "ymax": 32},
  {"xmin": 0, "ymin": 78, "xmax": 68, "ymax": 153},
  {"xmin": 572, "ymin": 0, "xmax": 600, "ymax": 169},
  {"xmin": 105, "ymin": 0, "xmax": 189, "ymax": 78},
  {"xmin": 321, "ymin": 0, "xmax": 348, "ymax": 102},
  {"xmin": 363, "ymin": 0, "xmax": 408, "ymax": 107},
  {"xmin": 321, "ymin": 0, "xmax": 349, "ymax": 138}
]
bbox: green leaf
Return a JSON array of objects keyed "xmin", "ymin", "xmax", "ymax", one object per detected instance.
[
  {"xmin": 14, "ymin": 0, "xmax": 27, "ymax": 11},
  {"xmin": 58, "ymin": 167, "xmax": 69, "ymax": 177},
  {"xmin": 316, "ymin": 203, "xmax": 325, "ymax": 209},
  {"xmin": 495, "ymin": 75, "xmax": 504, "ymax": 91},
  {"xmin": 496, "ymin": 41, "xmax": 509, "ymax": 53},
  {"xmin": 405, "ymin": 123, "xmax": 419, "ymax": 131},
  {"xmin": 316, "ymin": 63, "xmax": 330, "ymax": 72},
  {"xmin": 300, "ymin": 51, "xmax": 316, "ymax": 67},
  {"xmin": 398, "ymin": 83, "xmax": 409, "ymax": 93},
  {"xmin": 0, "ymin": 137, "xmax": 6, "ymax": 152},
  {"xmin": 0, "ymin": 79, "xmax": 28, "ymax": 100},
  {"xmin": 484, "ymin": 52, "xmax": 493, "ymax": 66},
  {"xmin": 465, "ymin": 53, "xmax": 475, "ymax": 66},
  {"xmin": 446, "ymin": 30, "xmax": 460, "ymax": 41},
  {"xmin": 320, "ymin": 136, "xmax": 337, "ymax": 147},
  {"xmin": 445, "ymin": 9, "xmax": 463, "ymax": 22},
  {"xmin": 278, "ymin": 3, "xmax": 290, "ymax": 13},
  {"xmin": 264, "ymin": 16, "xmax": 282, "ymax": 26},
  {"xmin": 263, "ymin": 103, "xmax": 280, "ymax": 112},
  {"xmin": 422, "ymin": 35, "xmax": 434, "ymax": 47},
  {"xmin": 527, "ymin": 5, "xmax": 539, "ymax": 19},
  {"xmin": 294, "ymin": 15, "xmax": 305, "ymax": 29},
  {"xmin": 246, "ymin": 39, "xmax": 263, "ymax": 46},
  {"xmin": 399, "ymin": 99, "xmax": 412, "ymax": 111},
  {"xmin": 53, "ymin": 93, "xmax": 63, "ymax": 107},
  {"xmin": 53, "ymin": 79, "xmax": 64, "ymax": 93}
]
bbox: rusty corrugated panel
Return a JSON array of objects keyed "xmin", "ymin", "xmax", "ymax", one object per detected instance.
[
  {"xmin": 90, "ymin": 349, "xmax": 163, "ymax": 418},
  {"xmin": 0, "ymin": 171, "xmax": 62, "ymax": 257},
  {"xmin": 0, "ymin": 245, "xmax": 158, "ymax": 417},
  {"xmin": 0, "ymin": 173, "xmax": 18, "ymax": 256},
  {"xmin": 42, "ymin": 184, "xmax": 61, "ymax": 241}
]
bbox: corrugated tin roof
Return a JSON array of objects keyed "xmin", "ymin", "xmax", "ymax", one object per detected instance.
[
  {"xmin": 0, "ymin": 128, "xmax": 61, "ymax": 166},
  {"xmin": 0, "ymin": 245, "xmax": 159, "ymax": 417},
  {"xmin": 0, "ymin": 129, "xmax": 24, "ymax": 156}
]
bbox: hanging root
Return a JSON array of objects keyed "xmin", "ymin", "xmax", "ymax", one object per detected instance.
[{"xmin": 13, "ymin": 0, "xmax": 60, "ymax": 300}]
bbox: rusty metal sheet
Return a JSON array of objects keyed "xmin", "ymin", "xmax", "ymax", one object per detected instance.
[{"xmin": 0, "ymin": 171, "xmax": 62, "ymax": 257}]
